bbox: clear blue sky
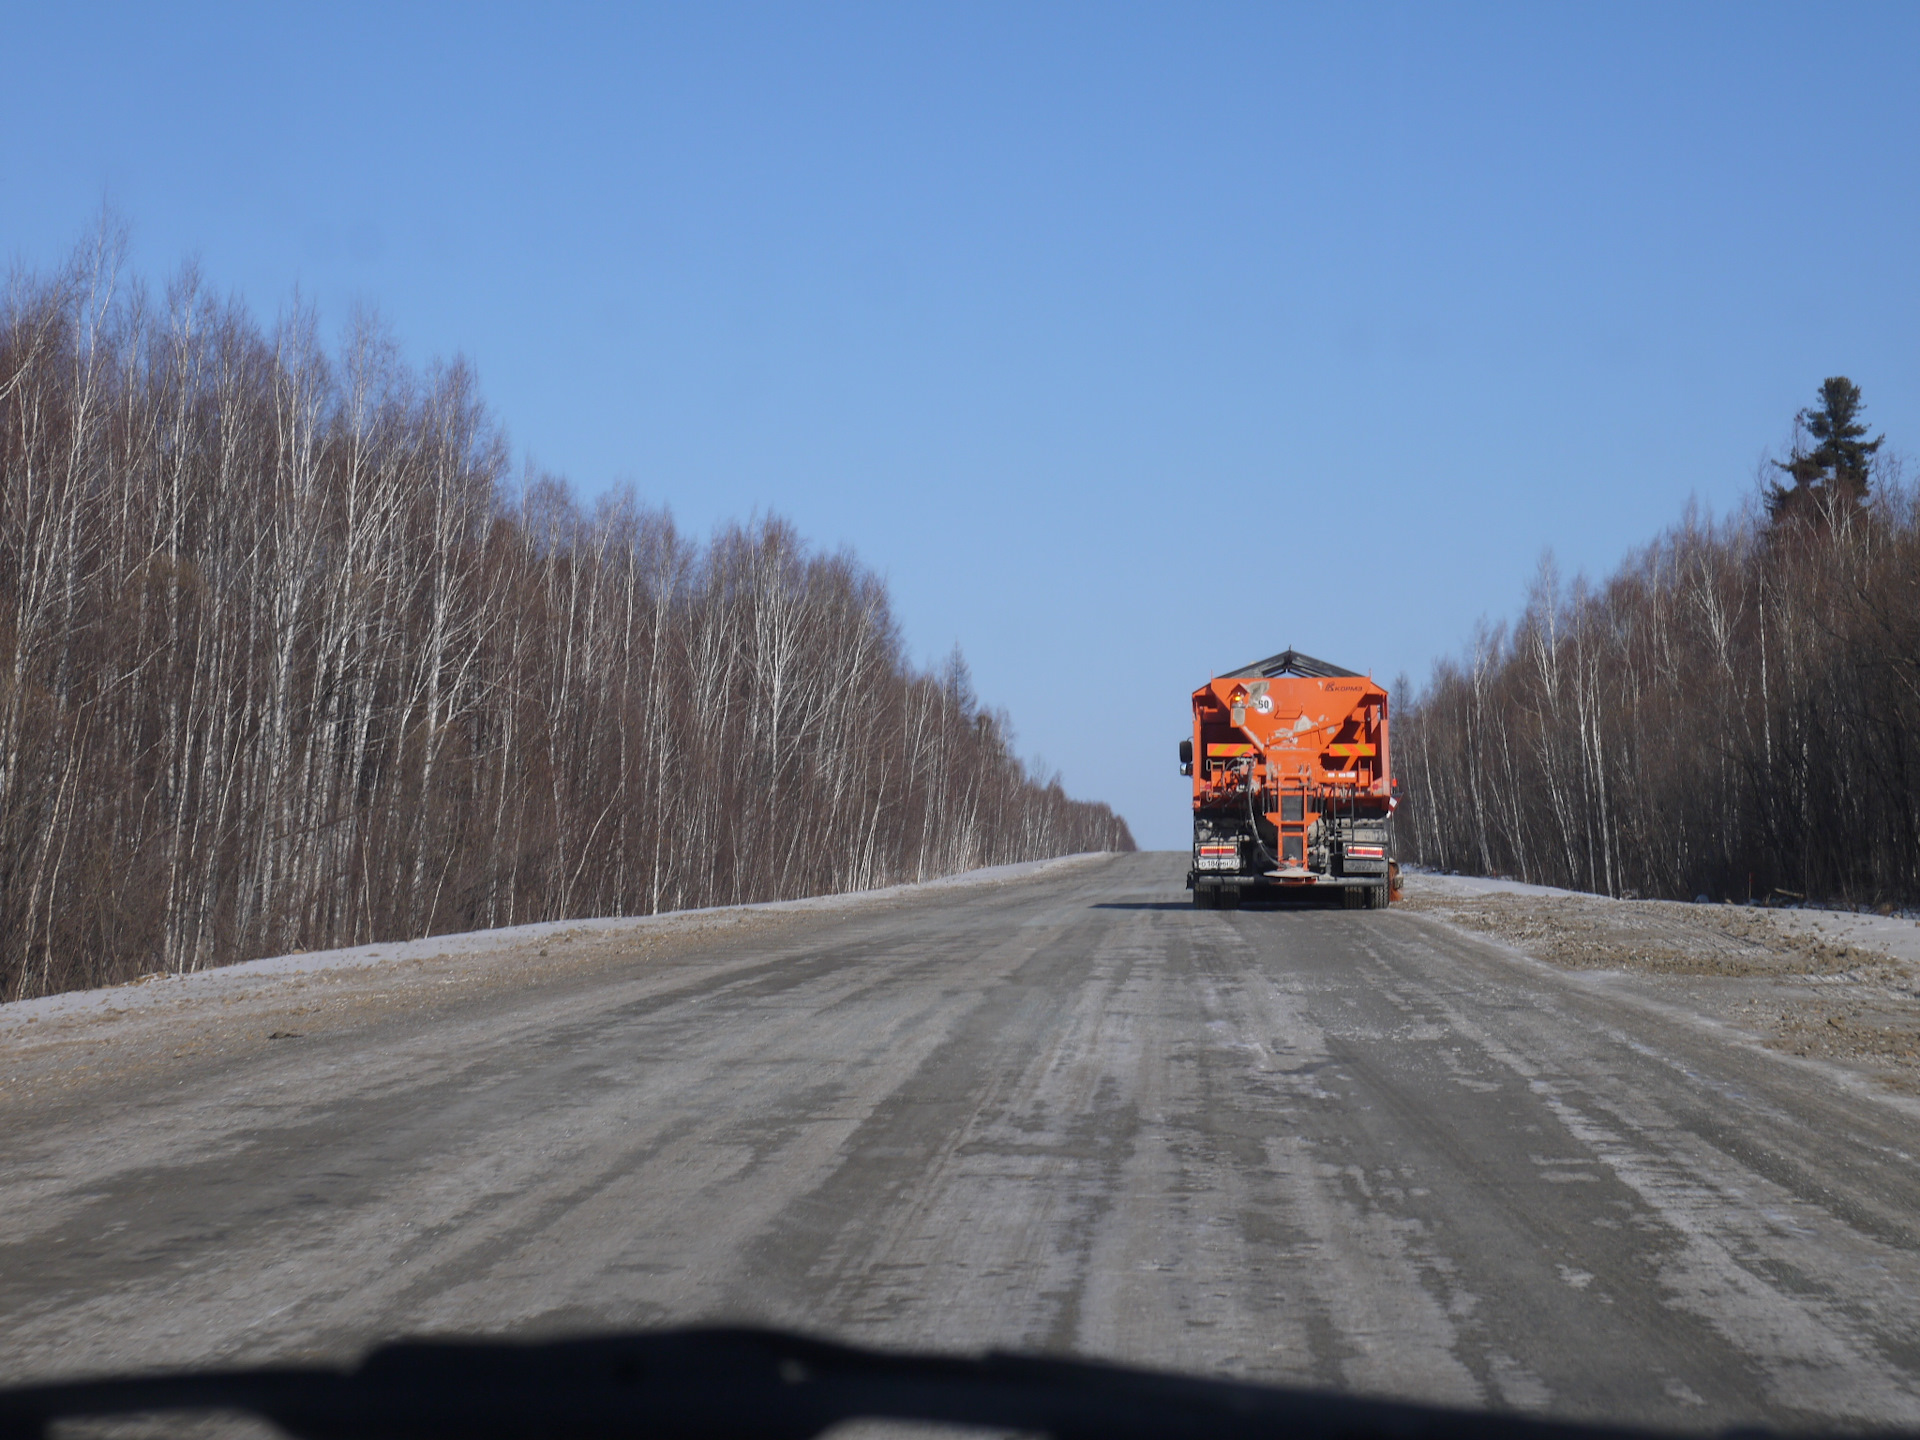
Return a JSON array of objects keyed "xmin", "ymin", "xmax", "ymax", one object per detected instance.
[{"xmin": 7, "ymin": 3, "xmax": 1917, "ymax": 848}]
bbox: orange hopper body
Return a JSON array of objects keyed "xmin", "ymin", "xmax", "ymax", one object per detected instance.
[{"xmin": 1181, "ymin": 650, "xmax": 1397, "ymax": 908}]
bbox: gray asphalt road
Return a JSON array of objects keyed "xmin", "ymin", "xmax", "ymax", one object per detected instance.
[{"xmin": 4, "ymin": 852, "xmax": 1919, "ymax": 1431}]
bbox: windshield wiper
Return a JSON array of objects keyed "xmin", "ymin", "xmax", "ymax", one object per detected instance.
[{"xmin": 0, "ymin": 1325, "xmax": 1881, "ymax": 1440}]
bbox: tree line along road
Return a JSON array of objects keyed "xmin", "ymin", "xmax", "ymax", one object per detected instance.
[{"xmin": 2, "ymin": 851, "xmax": 1917, "ymax": 1430}]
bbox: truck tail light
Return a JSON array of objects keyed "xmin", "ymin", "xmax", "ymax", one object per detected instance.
[{"xmin": 1347, "ymin": 845, "xmax": 1384, "ymax": 858}]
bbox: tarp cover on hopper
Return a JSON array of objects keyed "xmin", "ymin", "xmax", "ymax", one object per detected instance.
[{"xmin": 1221, "ymin": 649, "xmax": 1360, "ymax": 680}]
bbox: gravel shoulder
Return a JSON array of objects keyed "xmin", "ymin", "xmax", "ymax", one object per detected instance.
[{"xmin": 1397, "ymin": 872, "xmax": 1920, "ymax": 1093}]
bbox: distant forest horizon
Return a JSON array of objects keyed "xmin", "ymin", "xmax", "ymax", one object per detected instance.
[
  {"xmin": 1398, "ymin": 377, "xmax": 1920, "ymax": 909},
  {"xmin": 0, "ymin": 235, "xmax": 1132, "ymax": 1003}
]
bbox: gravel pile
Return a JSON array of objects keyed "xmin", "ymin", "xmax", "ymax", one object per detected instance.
[{"xmin": 1398, "ymin": 875, "xmax": 1920, "ymax": 1091}]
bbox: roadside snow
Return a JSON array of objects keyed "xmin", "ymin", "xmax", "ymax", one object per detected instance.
[{"xmin": 1404, "ymin": 871, "xmax": 1587, "ymax": 902}]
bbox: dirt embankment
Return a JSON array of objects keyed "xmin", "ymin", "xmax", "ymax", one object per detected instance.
[
  {"xmin": 0, "ymin": 911, "xmax": 803, "ymax": 1116},
  {"xmin": 1398, "ymin": 876, "xmax": 1920, "ymax": 1092}
]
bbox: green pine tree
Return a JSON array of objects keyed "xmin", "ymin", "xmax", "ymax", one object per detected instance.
[{"xmin": 1767, "ymin": 376, "xmax": 1884, "ymax": 525}]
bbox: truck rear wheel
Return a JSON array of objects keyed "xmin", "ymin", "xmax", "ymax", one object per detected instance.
[
  {"xmin": 1194, "ymin": 885, "xmax": 1217, "ymax": 910},
  {"xmin": 1220, "ymin": 885, "xmax": 1242, "ymax": 910}
]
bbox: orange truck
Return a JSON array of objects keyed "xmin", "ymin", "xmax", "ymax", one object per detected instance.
[{"xmin": 1179, "ymin": 649, "xmax": 1398, "ymax": 909}]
